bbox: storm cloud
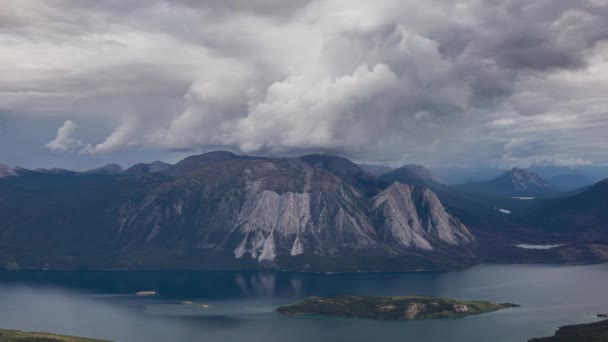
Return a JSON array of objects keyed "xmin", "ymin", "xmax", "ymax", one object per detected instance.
[{"xmin": 0, "ymin": 0, "xmax": 607, "ymax": 169}]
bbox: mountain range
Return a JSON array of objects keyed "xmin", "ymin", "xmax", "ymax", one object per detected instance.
[
  {"xmin": 456, "ymin": 168, "xmax": 557, "ymax": 196},
  {"xmin": 0, "ymin": 152, "xmax": 606, "ymax": 272}
]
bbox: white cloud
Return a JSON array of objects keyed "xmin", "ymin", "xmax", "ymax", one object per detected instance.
[
  {"xmin": 46, "ymin": 119, "xmax": 136, "ymax": 155},
  {"xmin": 234, "ymin": 63, "xmax": 401, "ymax": 152},
  {"xmin": 45, "ymin": 120, "xmax": 84, "ymax": 153}
]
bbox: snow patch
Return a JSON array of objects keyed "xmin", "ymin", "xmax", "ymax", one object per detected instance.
[
  {"xmin": 515, "ymin": 243, "xmax": 562, "ymax": 250},
  {"xmin": 494, "ymin": 207, "xmax": 511, "ymax": 214},
  {"xmin": 290, "ymin": 235, "xmax": 304, "ymax": 256},
  {"xmin": 234, "ymin": 235, "xmax": 248, "ymax": 258},
  {"xmin": 145, "ymin": 224, "xmax": 161, "ymax": 242},
  {"xmin": 258, "ymin": 233, "xmax": 276, "ymax": 261}
]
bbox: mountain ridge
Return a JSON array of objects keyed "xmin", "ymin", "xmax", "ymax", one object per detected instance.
[
  {"xmin": 457, "ymin": 167, "xmax": 556, "ymax": 196},
  {"xmin": 0, "ymin": 152, "xmax": 477, "ymax": 271}
]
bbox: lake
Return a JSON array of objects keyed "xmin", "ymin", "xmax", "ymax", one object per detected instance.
[{"xmin": 0, "ymin": 264, "xmax": 606, "ymax": 342}]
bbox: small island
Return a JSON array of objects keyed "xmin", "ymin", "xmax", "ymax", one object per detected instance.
[
  {"xmin": 277, "ymin": 295, "xmax": 518, "ymax": 320},
  {"xmin": 0, "ymin": 328, "xmax": 110, "ymax": 342}
]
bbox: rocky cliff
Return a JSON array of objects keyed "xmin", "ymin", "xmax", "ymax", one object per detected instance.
[{"xmin": 0, "ymin": 152, "xmax": 477, "ymax": 271}]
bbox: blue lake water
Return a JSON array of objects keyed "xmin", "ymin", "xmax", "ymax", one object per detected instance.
[{"xmin": 0, "ymin": 263, "xmax": 606, "ymax": 342}]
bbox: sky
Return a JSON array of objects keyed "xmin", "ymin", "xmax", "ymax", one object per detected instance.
[{"xmin": 1, "ymin": 0, "xmax": 607, "ymax": 171}]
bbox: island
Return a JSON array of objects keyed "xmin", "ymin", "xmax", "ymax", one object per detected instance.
[
  {"xmin": 529, "ymin": 319, "xmax": 608, "ymax": 341},
  {"xmin": 0, "ymin": 328, "xmax": 110, "ymax": 342},
  {"xmin": 276, "ymin": 295, "xmax": 519, "ymax": 320}
]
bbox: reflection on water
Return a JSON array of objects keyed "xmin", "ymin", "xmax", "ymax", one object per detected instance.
[{"xmin": 0, "ymin": 264, "xmax": 607, "ymax": 342}]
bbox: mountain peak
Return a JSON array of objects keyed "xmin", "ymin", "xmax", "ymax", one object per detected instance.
[
  {"xmin": 459, "ymin": 167, "xmax": 555, "ymax": 195},
  {"xmin": 167, "ymin": 150, "xmax": 253, "ymax": 176},
  {"xmin": 402, "ymin": 164, "xmax": 439, "ymax": 182},
  {"xmin": 379, "ymin": 166, "xmax": 438, "ymax": 188},
  {"xmin": 503, "ymin": 168, "xmax": 552, "ymax": 190},
  {"xmin": 124, "ymin": 161, "xmax": 171, "ymax": 175},
  {"xmin": 85, "ymin": 164, "xmax": 124, "ymax": 175},
  {"xmin": 299, "ymin": 154, "xmax": 366, "ymax": 177},
  {"xmin": 372, "ymin": 182, "xmax": 475, "ymax": 248},
  {"xmin": 0, "ymin": 163, "xmax": 17, "ymax": 178}
]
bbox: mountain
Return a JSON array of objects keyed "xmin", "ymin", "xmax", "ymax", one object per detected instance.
[
  {"xmin": 358, "ymin": 164, "xmax": 394, "ymax": 176},
  {"xmin": 402, "ymin": 164, "xmax": 439, "ymax": 182},
  {"xmin": 165, "ymin": 150, "xmax": 257, "ymax": 177},
  {"xmin": 372, "ymin": 183, "xmax": 474, "ymax": 249},
  {"xmin": 34, "ymin": 168, "xmax": 77, "ymax": 176},
  {"xmin": 457, "ymin": 168, "xmax": 557, "ymax": 196},
  {"xmin": 299, "ymin": 154, "xmax": 385, "ymax": 196},
  {"xmin": 124, "ymin": 161, "xmax": 171, "ymax": 175},
  {"xmin": 547, "ymin": 173, "xmax": 593, "ymax": 190},
  {"xmin": 379, "ymin": 165, "xmax": 442, "ymax": 189},
  {"xmin": 84, "ymin": 164, "xmax": 124, "ymax": 175},
  {"xmin": 0, "ymin": 163, "xmax": 17, "ymax": 178},
  {"xmin": 428, "ymin": 167, "xmax": 504, "ymax": 184},
  {"xmin": 0, "ymin": 152, "xmax": 476, "ymax": 272},
  {"xmin": 526, "ymin": 178, "xmax": 608, "ymax": 232}
]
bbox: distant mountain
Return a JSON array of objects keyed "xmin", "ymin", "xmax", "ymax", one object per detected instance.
[
  {"xmin": 124, "ymin": 161, "xmax": 171, "ymax": 175},
  {"xmin": 457, "ymin": 168, "xmax": 557, "ymax": 196},
  {"xmin": 0, "ymin": 152, "xmax": 476, "ymax": 272},
  {"xmin": 84, "ymin": 164, "xmax": 124, "ymax": 175},
  {"xmin": 402, "ymin": 164, "xmax": 440, "ymax": 182},
  {"xmin": 379, "ymin": 164, "xmax": 442, "ymax": 189},
  {"xmin": 358, "ymin": 164, "xmax": 394, "ymax": 176},
  {"xmin": 429, "ymin": 167, "xmax": 504, "ymax": 184},
  {"xmin": 0, "ymin": 163, "xmax": 17, "ymax": 178},
  {"xmin": 34, "ymin": 167, "xmax": 77, "ymax": 175},
  {"xmin": 528, "ymin": 165, "xmax": 608, "ymax": 183},
  {"xmin": 547, "ymin": 173, "xmax": 593, "ymax": 190},
  {"xmin": 526, "ymin": 178, "xmax": 608, "ymax": 232}
]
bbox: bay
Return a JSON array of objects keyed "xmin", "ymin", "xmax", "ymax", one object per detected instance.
[{"xmin": 0, "ymin": 263, "xmax": 606, "ymax": 342}]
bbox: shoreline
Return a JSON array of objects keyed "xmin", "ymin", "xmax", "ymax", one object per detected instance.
[{"xmin": 0, "ymin": 260, "xmax": 606, "ymax": 275}]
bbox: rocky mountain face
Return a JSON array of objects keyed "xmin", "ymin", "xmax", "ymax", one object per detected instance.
[
  {"xmin": 372, "ymin": 183, "xmax": 474, "ymax": 250},
  {"xmin": 0, "ymin": 152, "xmax": 476, "ymax": 271},
  {"xmin": 458, "ymin": 168, "xmax": 556, "ymax": 196}
]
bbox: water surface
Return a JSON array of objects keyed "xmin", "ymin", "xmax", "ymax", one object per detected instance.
[{"xmin": 0, "ymin": 264, "xmax": 606, "ymax": 342}]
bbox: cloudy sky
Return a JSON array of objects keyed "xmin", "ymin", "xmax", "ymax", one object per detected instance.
[{"xmin": 1, "ymin": 0, "xmax": 607, "ymax": 170}]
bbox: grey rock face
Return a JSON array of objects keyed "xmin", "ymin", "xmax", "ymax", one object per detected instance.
[
  {"xmin": 0, "ymin": 152, "xmax": 478, "ymax": 271},
  {"xmin": 372, "ymin": 183, "xmax": 474, "ymax": 250},
  {"xmin": 507, "ymin": 168, "xmax": 553, "ymax": 191},
  {"xmin": 458, "ymin": 167, "xmax": 556, "ymax": 195},
  {"xmin": 114, "ymin": 158, "xmax": 474, "ymax": 264}
]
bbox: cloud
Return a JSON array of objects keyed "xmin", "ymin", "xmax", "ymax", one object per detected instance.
[
  {"xmin": 46, "ymin": 119, "xmax": 136, "ymax": 154},
  {"xmin": 45, "ymin": 120, "xmax": 84, "ymax": 153},
  {"xmin": 3, "ymin": 0, "xmax": 608, "ymax": 168},
  {"xmin": 234, "ymin": 64, "xmax": 401, "ymax": 152}
]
